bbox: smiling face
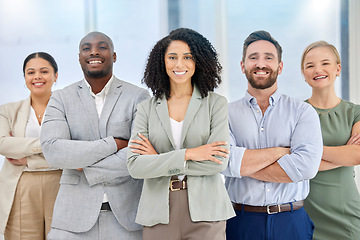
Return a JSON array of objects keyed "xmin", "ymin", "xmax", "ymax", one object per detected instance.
[
  {"xmin": 241, "ymin": 40, "xmax": 283, "ymax": 90},
  {"xmin": 164, "ymin": 40, "xmax": 195, "ymax": 87},
  {"xmin": 79, "ymin": 32, "xmax": 116, "ymax": 80},
  {"xmin": 24, "ymin": 57, "xmax": 57, "ymax": 97},
  {"xmin": 302, "ymin": 46, "xmax": 341, "ymax": 90}
]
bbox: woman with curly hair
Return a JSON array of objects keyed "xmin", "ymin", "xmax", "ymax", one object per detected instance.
[{"xmin": 127, "ymin": 28, "xmax": 235, "ymax": 240}]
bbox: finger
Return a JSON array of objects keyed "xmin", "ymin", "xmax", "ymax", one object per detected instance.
[
  {"xmin": 138, "ymin": 133, "xmax": 150, "ymax": 143},
  {"xmin": 209, "ymin": 157, "xmax": 223, "ymax": 164},
  {"xmin": 214, "ymin": 146, "xmax": 230, "ymax": 154},
  {"xmin": 131, "ymin": 149, "xmax": 149, "ymax": 155},
  {"xmin": 211, "ymin": 141, "xmax": 228, "ymax": 147},
  {"xmin": 213, "ymin": 151, "xmax": 229, "ymax": 158},
  {"xmin": 130, "ymin": 139, "xmax": 147, "ymax": 146}
]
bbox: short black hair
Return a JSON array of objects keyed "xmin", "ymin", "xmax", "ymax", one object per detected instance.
[
  {"xmin": 23, "ymin": 52, "xmax": 58, "ymax": 75},
  {"xmin": 242, "ymin": 30, "xmax": 282, "ymax": 63},
  {"xmin": 142, "ymin": 28, "xmax": 222, "ymax": 99}
]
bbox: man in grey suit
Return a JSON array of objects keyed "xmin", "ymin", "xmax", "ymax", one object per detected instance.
[{"xmin": 41, "ymin": 31, "xmax": 150, "ymax": 239}]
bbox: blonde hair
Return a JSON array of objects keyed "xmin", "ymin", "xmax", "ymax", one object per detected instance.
[{"xmin": 301, "ymin": 41, "xmax": 341, "ymax": 73}]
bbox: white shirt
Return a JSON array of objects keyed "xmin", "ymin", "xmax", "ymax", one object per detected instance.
[
  {"xmin": 24, "ymin": 107, "xmax": 58, "ymax": 171},
  {"xmin": 85, "ymin": 76, "xmax": 114, "ymax": 202},
  {"xmin": 170, "ymin": 117, "xmax": 186, "ymax": 181}
]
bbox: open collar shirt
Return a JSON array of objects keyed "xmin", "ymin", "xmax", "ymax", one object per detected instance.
[{"xmin": 223, "ymin": 90, "xmax": 323, "ymax": 206}]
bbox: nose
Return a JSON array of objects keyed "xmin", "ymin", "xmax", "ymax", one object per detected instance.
[
  {"xmin": 34, "ymin": 71, "xmax": 41, "ymax": 79},
  {"xmin": 255, "ymin": 58, "xmax": 266, "ymax": 69},
  {"xmin": 90, "ymin": 47, "xmax": 100, "ymax": 56},
  {"xmin": 175, "ymin": 58, "xmax": 184, "ymax": 68}
]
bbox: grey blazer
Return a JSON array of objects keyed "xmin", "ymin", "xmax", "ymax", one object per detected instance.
[
  {"xmin": 127, "ymin": 86, "xmax": 235, "ymax": 227},
  {"xmin": 41, "ymin": 77, "xmax": 150, "ymax": 233}
]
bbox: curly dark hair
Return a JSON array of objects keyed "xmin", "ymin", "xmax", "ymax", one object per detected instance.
[{"xmin": 142, "ymin": 28, "xmax": 222, "ymax": 99}]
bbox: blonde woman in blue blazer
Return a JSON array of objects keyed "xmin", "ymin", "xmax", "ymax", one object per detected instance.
[{"xmin": 127, "ymin": 28, "xmax": 235, "ymax": 240}]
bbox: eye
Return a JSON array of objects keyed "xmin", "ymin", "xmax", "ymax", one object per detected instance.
[
  {"xmin": 184, "ymin": 56, "xmax": 193, "ymax": 60},
  {"xmin": 27, "ymin": 71, "xmax": 34, "ymax": 75},
  {"xmin": 100, "ymin": 46, "xmax": 107, "ymax": 50},
  {"xmin": 305, "ymin": 65, "xmax": 313, "ymax": 69},
  {"xmin": 168, "ymin": 56, "xmax": 176, "ymax": 60},
  {"xmin": 41, "ymin": 70, "xmax": 49, "ymax": 74}
]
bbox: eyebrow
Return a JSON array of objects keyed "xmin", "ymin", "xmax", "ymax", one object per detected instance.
[
  {"xmin": 167, "ymin": 52, "xmax": 192, "ymax": 55},
  {"xmin": 26, "ymin": 67, "xmax": 50, "ymax": 71}
]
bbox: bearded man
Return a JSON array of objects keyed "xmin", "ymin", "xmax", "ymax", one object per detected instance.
[{"xmin": 222, "ymin": 30, "xmax": 323, "ymax": 240}]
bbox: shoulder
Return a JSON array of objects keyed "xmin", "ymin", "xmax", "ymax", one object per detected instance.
[
  {"xmin": 115, "ymin": 78, "xmax": 148, "ymax": 93},
  {"xmin": 278, "ymin": 94, "xmax": 313, "ymax": 112},
  {"xmin": 206, "ymin": 92, "xmax": 228, "ymax": 106},
  {"xmin": 0, "ymin": 98, "xmax": 29, "ymax": 113}
]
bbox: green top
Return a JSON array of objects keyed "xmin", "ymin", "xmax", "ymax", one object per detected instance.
[{"xmin": 304, "ymin": 99, "xmax": 360, "ymax": 240}]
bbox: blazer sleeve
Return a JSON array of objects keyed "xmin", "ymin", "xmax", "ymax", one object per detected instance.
[
  {"xmin": 127, "ymin": 95, "xmax": 230, "ymax": 179},
  {"xmin": 41, "ymin": 91, "xmax": 118, "ymax": 169},
  {"xmin": 83, "ymin": 88, "xmax": 150, "ymax": 186},
  {"xmin": 0, "ymin": 101, "xmax": 42, "ymax": 159},
  {"xmin": 184, "ymin": 95, "xmax": 230, "ymax": 176}
]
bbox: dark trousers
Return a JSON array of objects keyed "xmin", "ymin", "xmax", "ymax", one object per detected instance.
[{"xmin": 226, "ymin": 207, "xmax": 314, "ymax": 240}]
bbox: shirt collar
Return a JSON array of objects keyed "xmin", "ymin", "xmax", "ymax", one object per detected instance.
[
  {"xmin": 245, "ymin": 89, "xmax": 281, "ymax": 107},
  {"xmin": 84, "ymin": 75, "xmax": 114, "ymax": 97}
]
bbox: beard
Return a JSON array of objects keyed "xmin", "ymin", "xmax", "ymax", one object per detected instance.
[{"xmin": 245, "ymin": 67, "xmax": 279, "ymax": 89}]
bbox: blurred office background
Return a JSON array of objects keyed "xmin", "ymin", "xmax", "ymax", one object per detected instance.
[{"xmin": 0, "ymin": 1, "xmax": 359, "ymax": 237}]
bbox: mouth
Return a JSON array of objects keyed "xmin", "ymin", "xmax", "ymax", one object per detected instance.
[
  {"xmin": 313, "ymin": 75, "xmax": 327, "ymax": 80},
  {"xmin": 174, "ymin": 71, "xmax": 187, "ymax": 76},
  {"xmin": 87, "ymin": 59, "xmax": 103, "ymax": 65},
  {"xmin": 33, "ymin": 82, "xmax": 45, "ymax": 86},
  {"xmin": 254, "ymin": 71, "xmax": 269, "ymax": 76}
]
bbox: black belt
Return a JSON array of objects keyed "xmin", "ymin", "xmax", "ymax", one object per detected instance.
[
  {"xmin": 101, "ymin": 202, "xmax": 112, "ymax": 211},
  {"xmin": 232, "ymin": 200, "xmax": 303, "ymax": 214}
]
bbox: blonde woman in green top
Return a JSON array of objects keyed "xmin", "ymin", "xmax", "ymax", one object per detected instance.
[{"xmin": 301, "ymin": 41, "xmax": 360, "ymax": 239}]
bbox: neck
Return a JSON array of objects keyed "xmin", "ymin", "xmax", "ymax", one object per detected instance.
[
  {"xmin": 85, "ymin": 73, "xmax": 112, "ymax": 94},
  {"xmin": 170, "ymin": 82, "xmax": 193, "ymax": 99},
  {"xmin": 30, "ymin": 92, "xmax": 51, "ymax": 108},
  {"xmin": 308, "ymin": 87, "xmax": 339, "ymax": 109},
  {"xmin": 247, "ymin": 83, "xmax": 277, "ymax": 113}
]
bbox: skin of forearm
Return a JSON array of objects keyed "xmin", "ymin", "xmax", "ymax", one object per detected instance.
[
  {"xmin": 318, "ymin": 159, "xmax": 340, "ymax": 171},
  {"xmin": 249, "ymin": 162, "xmax": 292, "ymax": 183},
  {"xmin": 322, "ymin": 145, "xmax": 360, "ymax": 166},
  {"xmin": 240, "ymin": 147, "xmax": 289, "ymax": 176}
]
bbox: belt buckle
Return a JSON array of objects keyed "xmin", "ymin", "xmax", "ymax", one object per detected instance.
[
  {"xmin": 170, "ymin": 179, "xmax": 180, "ymax": 191},
  {"xmin": 267, "ymin": 204, "xmax": 281, "ymax": 214}
]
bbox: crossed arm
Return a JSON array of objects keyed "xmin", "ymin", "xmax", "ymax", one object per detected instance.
[{"xmin": 319, "ymin": 121, "xmax": 360, "ymax": 171}]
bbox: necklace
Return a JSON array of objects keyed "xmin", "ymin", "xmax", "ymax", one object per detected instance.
[
  {"xmin": 309, "ymin": 98, "xmax": 341, "ymax": 115},
  {"xmin": 34, "ymin": 109, "xmax": 43, "ymax": 119}
]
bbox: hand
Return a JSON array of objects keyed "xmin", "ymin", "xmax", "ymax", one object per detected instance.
[
  {"xmin": 7, "ymin": 157, "xmax": 27, "ymax": 166},
  {"xmin": 129, "ymin": 133, "xmax": 157, "ymax": 155},
  {"xmin": 114, "ymin": 138, "xmax": 129, "ymax": 151},
  {"xmin": 347, "ymin": 133, "xmax": 360, "ymax": 145},
  {"xmin": 185, "ymin": 141, "xmax": 229, "ymax": 165}
]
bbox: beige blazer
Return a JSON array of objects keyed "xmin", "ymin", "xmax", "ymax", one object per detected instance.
[
  {"xmin": 127, "ymin": 86, "xmax": 235, "ymax": 227},
  {"xmin": 0, "ymin": 97, "xmax": 49, "ymax": 234}
]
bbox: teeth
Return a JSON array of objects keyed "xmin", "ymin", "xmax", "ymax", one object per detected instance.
[
  {"xmin": 89, "ymin": 60, "xmax": 102, "ymax": 64},
  {"xmin": 314, "ymin": 76, "xmax": 326, "ymax": 80},
  {"xmin": 255, "ymin": 71, "xmax": 267, "ymax": 75},
  {"xmin": 34, "ymin": 83, "xmax": 45, "ymax": 86},
  {"xmin": 174, "ymin": 71, "xmax": 186, "ymax": 75}
]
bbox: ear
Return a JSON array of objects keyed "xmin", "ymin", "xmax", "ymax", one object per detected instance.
[
  {"xmin": 240, "ymin": 61, "xmax": 245, "ymax": 74},
  {"xmin": 336, "ymin": 63, "xmax": 341, "ymax": 77},
  {"xmin": 277, "ymin": 61, "xmax": 284, "ymax": 75},
  {"xmin": 113, "ymin": 52, "xmax": 117, "ymax": 63}
]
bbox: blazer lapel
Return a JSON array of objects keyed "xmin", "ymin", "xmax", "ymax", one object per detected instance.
[
  {"xmin": 99, "ymin": 78, "xmax": 123, "ymax": 138},
  {"xmin": 16, "ymin": 97, "xmax": 31, "ymax": 137},
  {"xmin": 77, "ymin": 80, "xmax": 100, "ymax": 139},
  {"xmin": 155, "ymin": 96, "xmax": 176, "ymax": 149},
  {"xmin": 180, "ymin": 86, "xmax": 202, "ymax": 147}
]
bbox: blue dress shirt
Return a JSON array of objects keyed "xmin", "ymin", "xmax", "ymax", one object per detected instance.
[{"xmin": 223, "ymin": 90, "xmax": 323, "ymax": 206}]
